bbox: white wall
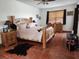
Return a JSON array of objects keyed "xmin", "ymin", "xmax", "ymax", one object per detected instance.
[
  {"xmin": 40, "ymin": 4, "xmax": 76, "ymax": 31},
  {"xmin": 0, "ymin": 0, "xmax": 40, "ymax": 21},
  {"xmin": 77, "ymin": 2, "xmax": 79, "ymax": 4},
  {"xmin": 0, "ymin": 0, "xmax": 40, "ymax": 44}
]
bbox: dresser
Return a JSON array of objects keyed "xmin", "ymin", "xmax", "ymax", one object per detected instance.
[
  {"xmin": 53, "ymin": 23, "xmax": 63, "ymax": 33},
  {"xmin": 1, "ymin": 31, "xmax": 17, "ymax": 48}
]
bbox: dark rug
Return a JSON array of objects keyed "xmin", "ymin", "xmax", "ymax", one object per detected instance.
[{"xmin": 6, "ymin": 43, "xmax": 33, "ymax": 56}]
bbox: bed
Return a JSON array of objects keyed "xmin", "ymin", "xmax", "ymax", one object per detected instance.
[{"xmin": 15, "ymin": 18, "xmax": 54, "ymax": 48}]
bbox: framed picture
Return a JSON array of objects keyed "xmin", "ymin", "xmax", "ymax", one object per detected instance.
[
  {"xmin": 36, "ymin": 14, "xmax": 41, "ymax": 20},
  {"xmin": 67, "ymin": 11, "xmax": 73, "ymax": 16}
]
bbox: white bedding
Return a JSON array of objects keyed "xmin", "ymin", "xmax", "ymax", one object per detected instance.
[
  {"xmin": 17, "ymin": 23, "xmax": 54, "ymax": 42},
  {"xmin": 17, "ymin": 27, "xmax": 43, "ymax": 42}
]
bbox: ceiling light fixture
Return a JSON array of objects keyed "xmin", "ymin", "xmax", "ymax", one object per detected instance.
[{"xmin": 34, "ymin": 0, "xmax": 55, "ymax": 5}]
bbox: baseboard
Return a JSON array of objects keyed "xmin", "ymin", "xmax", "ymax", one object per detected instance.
[{"xmin": 62, "ymin": 31, "xmax": 71, "ymax": 33}]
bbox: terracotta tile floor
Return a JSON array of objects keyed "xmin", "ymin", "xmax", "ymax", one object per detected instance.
[{"xmin": 0, "ymin": 33, "xmax": 79, "ymax": 59}]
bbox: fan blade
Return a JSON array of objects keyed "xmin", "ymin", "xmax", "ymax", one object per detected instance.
[
  {"xmin": 34, "ymin": 0, "xmax": 55, "ymax": 1},
  {"xmin": 34, "ymin": 0, "xmax": 41, "ymax": 1},
  {"xmin": 48, "ymin": 0, "xmax": 55, "ymax": 1},
  {"xmin": 34, "ymin": 0, "xmax": 55, "ymax": 5},
  {"xmin": 37, "ymin": 2, "xmax": 41, "ymax": 5},
  {"xmin": 36, "ymin": 1, "xmax": 42, "ymax": 5}
]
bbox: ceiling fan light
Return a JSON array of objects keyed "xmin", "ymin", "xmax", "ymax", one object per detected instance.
[
  {"xmin": 43, "ymin": 2, "xmax": 48, "ymax": 5},
  {"xmin": 34, "ymin": 0, "xmax": 55, "ymax": 5}
]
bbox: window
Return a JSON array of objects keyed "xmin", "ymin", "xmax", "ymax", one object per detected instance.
[{"xmin": 48, "ymin": 10, "xmax": 64, "ymax": 24}]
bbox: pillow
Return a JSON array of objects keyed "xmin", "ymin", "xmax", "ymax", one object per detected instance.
[
  {"xmin": 15, "ymin": 18, "xmax": 29, "ymax": 25},
  {"xmin": 29, "ymin": 23, "xmax": 37, "ymax": 28},
  {"xmin": 14, "ymin": 20, "xmax": 20, "ymax": 25},
  {"xmin": 18, "ymin": 23, "xmax": 27, "ymax": 30}
]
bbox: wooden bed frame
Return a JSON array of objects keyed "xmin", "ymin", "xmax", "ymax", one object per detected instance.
[
  {"xmin": 42, "ymin": 27, "xmax": 54, "ymax": 49},
  {"xmin": 17, "ymin": 27, "xmax": 54, "ymax": 49},
  {"xmin": 7, "ymin": 16, "xmax": 54, "ymax": 49},
  {"xmin": 42, "ymin": 28, "xmax": 46, "ymax": 48}
]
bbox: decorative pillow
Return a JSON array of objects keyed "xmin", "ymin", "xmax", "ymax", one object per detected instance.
[
  {"xmin": 15, "ymin": 18, "xmax": 29, "ymax": 25},
  {"xmin": 18, "ymin": 23, "xmax": 27, "ymax": 30},
  {"xmin": 29, "ymin": 23, "xmax": 37, "ymax": 28}
]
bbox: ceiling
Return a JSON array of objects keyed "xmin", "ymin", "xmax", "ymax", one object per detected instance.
[{"xmin": 17, "ymin": 0, "xmax": 79, "ymax": 8}]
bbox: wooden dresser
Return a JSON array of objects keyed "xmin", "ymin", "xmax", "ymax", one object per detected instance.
[
  {"xmin": 1, "ymin": 31, "xmax": 17, "ymax": 48},
  {"xmin": 53, "ymin": 23, "xmax": 63, "ymax": 33}
]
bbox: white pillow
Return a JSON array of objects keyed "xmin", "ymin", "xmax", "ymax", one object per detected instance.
[
  {"xmin": 29, "ymin": 23, "xmax": 37, "ymax": 27},
  {"xmin": 18, "ymin": 23, "xmax": 27, "ymax": 30}
]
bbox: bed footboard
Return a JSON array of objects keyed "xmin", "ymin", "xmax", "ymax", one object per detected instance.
[
  {"xmin": 42, "ymin": 29, "xmax": 46, "ymax": 49},
  {"xmin": 42, "ymin": 26, "xmax": 54, "ymax": 49}
]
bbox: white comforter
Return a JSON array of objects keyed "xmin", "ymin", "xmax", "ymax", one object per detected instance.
[{"xmin": 17, "ymin": 24, "xmax": 54, "ymax": 42}]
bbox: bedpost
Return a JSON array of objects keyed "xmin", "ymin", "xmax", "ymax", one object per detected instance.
[{"xmin": 42, "ymin": 28, "xmax": 46, "ymax": 49}]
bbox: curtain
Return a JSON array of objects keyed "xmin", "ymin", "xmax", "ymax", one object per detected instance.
[
  {"xmin": 63, "ymin": 9, "xmax": 66, "ymax": 25},
  {"xmin": 46, "ymin": 11, "xmax": 49, "ymax": 24},
  {"xmin": 73, "ymin": 8, "xmax": 78, "ymax": 34}
]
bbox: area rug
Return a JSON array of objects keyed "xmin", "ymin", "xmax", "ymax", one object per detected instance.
[{"xmin": 6, "ymin": 43, "xmax": 33, "ymax": 56}]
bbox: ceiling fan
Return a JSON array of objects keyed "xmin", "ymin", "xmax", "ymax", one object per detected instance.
[{"xmin": 34, "ymin": 0, "xmax": 55, "ymax": 5}]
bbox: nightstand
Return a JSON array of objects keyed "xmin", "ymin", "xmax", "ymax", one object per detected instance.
[{"xmin": 1, "ymin": 31, "xmax": 17, "ymax": 48}]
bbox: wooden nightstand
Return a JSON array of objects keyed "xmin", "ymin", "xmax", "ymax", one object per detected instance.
[{"xmin": 1, "ymin": 31, "xmax": 17, "ymax": 48}]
